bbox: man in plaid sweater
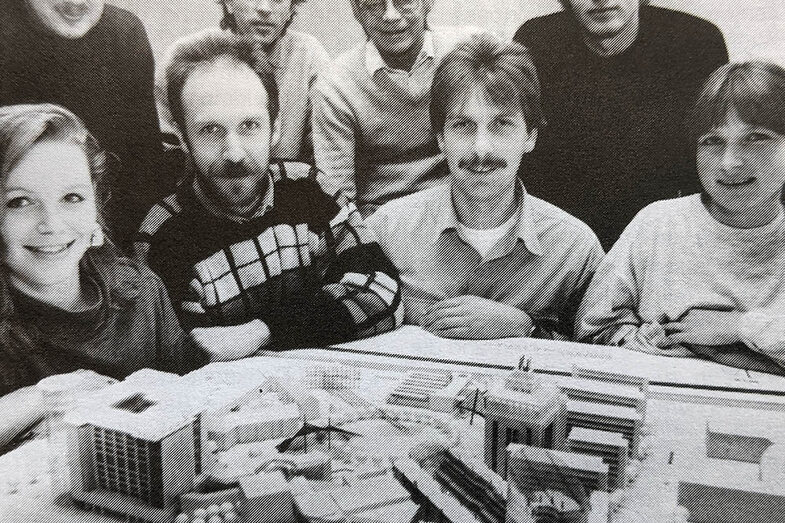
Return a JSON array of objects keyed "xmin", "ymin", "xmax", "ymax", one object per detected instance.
[{"xmin": 135, "ymin": 32, "xmax": 402, "ymax": 360}]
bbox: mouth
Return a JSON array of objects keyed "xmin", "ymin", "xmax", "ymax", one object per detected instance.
[
  {"xmin": 251, "ymin": 21, "xmax": 278, "ymax": 31},
  {"xmin": 466, "ymin": 165, "xmax": 500, "ymax": 175},
  {"xmin": 25, "ymin": 240, "xmax": 76, "ymax": 257},
  {"xmin": 54, "ymin": 2, "xmax": 89, "ymax": 22},
  {"xmin": 378, "ymin": 26, "xmax": 408, "ymax": 36},
  {"xmin": 717, "ymin": 177, "xmax": 756, "ymax": 188},
  {"xmin": 588, "ymin": 6, "xmax": 620, "ymax": 17}
]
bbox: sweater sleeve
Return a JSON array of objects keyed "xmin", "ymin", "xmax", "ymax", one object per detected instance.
[
  {"xmin": 575, "ymin": 213, "xmax": 649, "ymax": 346},
  {"xmin": 267, "ymin": 201, "xmax": 404, "ymax": 348},
  {"xmin": 311, "ymin": 74, "xmax": 359, "ymax": 202},
  {"xmin": 554, "ymin": 233, "xmax": 605, "ymax": 339},
  {"xmin": 150, "ymin": 270, "xmax": 205, "ymax": 373},
  {"xmin": 738, "ymin": 309, "xmax": 785, "ymax": 364}
]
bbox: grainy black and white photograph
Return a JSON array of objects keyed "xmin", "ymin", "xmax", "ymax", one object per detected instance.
[{"xmin": 0, "ymin": 0, "xmax": 783, "ymax": 522}]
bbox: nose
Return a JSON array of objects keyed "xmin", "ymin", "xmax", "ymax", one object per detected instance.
[
  {"xmin": 720, "ymin": 144, "xmax": 744, "ymax": 171},
  {"xmin": 256, "ymin": 0, "xmax": 271, "ymax": 14},
  {"xmin": 37, "ymin": 204, "xmax": 67, "ymax": 235},
  {"xmin": 224, "ymin": 133, "xmax": 246, "ymax": 164},
  {"xmin": 382, "ymin": 0, "xmax": 403, "ymax": 22},
  {"xmin": 473, "ymin": 127, "xmax": 493, "ymax": 157}
]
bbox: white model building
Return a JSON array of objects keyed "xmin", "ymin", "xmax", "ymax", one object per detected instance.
[
  {"xmin": 567, "ymin": 427, "xmax": 629, "ymax": 490},
  {"xmin": 483, "ymin": 372, "xmax": 568, "ymax": 478},
  {"xmin": 387, "ymin": 370, "xmax": 473, "ymax": 413},
  {"xmin": 566, "ymin": 400, "xmax": 642, "ymax": 457},
  {"xmin": 677, "ymin": 417, "xmax": 785, "ymax": 523}
]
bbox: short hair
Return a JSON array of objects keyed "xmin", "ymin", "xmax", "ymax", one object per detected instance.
[
  {"xmin": 558, "ymin": 0, "xmax": 649, "ymax": 8},
  {"xmin": 430, "ymin": 33, "xmax": 545, "ymax": 134},
  {"xmin": 166, "ymin": 31, "xmax": 280, "ymax": 136},
  {"xmin": 0, "ymin": 103, "xmax": 108, "ymax": 209},
  {"xmin": 217, "ymin": 0, "xmax": 306, "ymax": 32},
  {"xmin": 687, "ymin": 61, "xmax": 785, "ymax": 145}
]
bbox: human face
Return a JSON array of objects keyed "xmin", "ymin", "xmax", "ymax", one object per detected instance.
[
  {"xmin": 353, "ymin": 0, "xmax": 428, "ymax": 64},
  {"xmin": 567, "ymin": 0, "xmax": 639, "ymax": 39},
  {"xmin": 24, "ymin": 0, "xmax": 104, "ymax": 39},
  {"xmin": 438, "ymin": 87, "xmax": 537, "ymax": 203},
  {"xmin": 181, "ymin": 59, "xmax": 280, "ymax": 214},
  {"xmin": 227, "ymin": 0, "xmax": 294, "ymax": 47},
  {"xmin": 1, "ymin": 140, "xmax": 97, "ymax": 295},
  {"xmin": 696, "ymin": 108, "xmax": 785, "ymax": 227}
]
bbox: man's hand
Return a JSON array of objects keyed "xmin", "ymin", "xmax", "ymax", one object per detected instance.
[
  {"xmin": 421, "ymin": 295, "xmax": 533, "ymax": 340},
  {"xmin": 622, "ymin": 323, "xmax": 693, "ymax": 357},
  {"xmin": 190, "ymin": 319, "xmax": 271, "ymax": 362},
  {"xmin": 662, "ymin": 309, "xmax": 742, "ymax": 347}
]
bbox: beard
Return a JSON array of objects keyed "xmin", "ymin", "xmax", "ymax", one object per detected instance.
[{"xmin": 200, "ymin": 159, "xmax": 268, "ymax": 213}]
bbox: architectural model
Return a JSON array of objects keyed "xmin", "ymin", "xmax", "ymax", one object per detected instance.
[{"xmin": 20, "ymin": 355, "xmax": 777, "ymax": 523}]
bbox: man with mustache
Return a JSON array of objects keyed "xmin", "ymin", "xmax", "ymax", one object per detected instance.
[
  {"xmin": 367, "ymin": 35, "xmax": 603, "ymax": 340},
  {"xmin": 311, "ymin": 0, "xmax": 478, "ymax": 217},
  {"xmin": 157, "ymin": 0, "xmax": 329, "ymax": 162},
  {"xmin": 135, "ymin": 33, "xmax": 403, "ymax": 360},
  {"xmin": 0, "ymin": 0, "xmax": 166, "ymax": 252},
  {"xmin": 514, "ymin": 0, "xmax": 728, "ymax": 250}
]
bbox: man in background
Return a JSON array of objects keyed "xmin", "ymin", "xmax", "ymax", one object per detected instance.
[
  {"xmin": 157, "ymin": 0, "xmax": 329, "ymax": 162},
  {"xmin": 312, "ymin": 0, "xmax": 478, "ymax": 216},
  {"xmin": 514, "ymin": 0, "xmax": 728, "ymax": 249},
  {"xmin": 1, "ymin": 0, "xmax": 165, "ymax": 251},
  {"xmin": 368, "ymin": 35, "xmax": 603, "ymax": 340}
]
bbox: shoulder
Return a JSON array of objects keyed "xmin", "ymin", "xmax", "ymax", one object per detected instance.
[
  {"xmin": 429, "ymin": 25, "xmax": 483, "ymax": 52},
  {"xmin": 528, "ymin": 194, "xmax": 601, "ymax": 250},
  {"xmin": 286, "ymin": 30, "xmax": 329, "ymax": 57},
  {"xmin": 317, "ymin": 43, "xmax": 366, "ymax": 86},
  {"xmin": 614, "ymin": 195, "xmax": 697, "ymax": 248},
  {"xmin": 136, "ymin": 191, "xmax": 186, "ymax": 243},
  {"xmin": 514, "ymin": 11, "xmax": 571, "ymax": 45},
  {"xmin": 642, "ymin": 6, "xmax": 724, "ymax": 47},
  {"xmin": 100, "ymin": 5, "xmax": 147, "ymax": 36},
  {"xmin": 367, "ymin": 185, "xmax": 446, "ymax": 233}
]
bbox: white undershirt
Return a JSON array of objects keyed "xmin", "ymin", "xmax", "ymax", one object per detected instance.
[{"xmin": 457, "ymin": 211, "xmax": 519, "ymax": 258}]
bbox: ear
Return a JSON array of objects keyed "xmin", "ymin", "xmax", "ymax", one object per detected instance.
[
  {"xmin": 523, "ymin": 127, "xmax": 538, "ymax": 154},
  {"xmin": 436, "ymin": 132, "xmax": 445, "ymax": 153},
  {"xmin": 271, "ymin": 117, "xmax": 282, "ymax": 149}
]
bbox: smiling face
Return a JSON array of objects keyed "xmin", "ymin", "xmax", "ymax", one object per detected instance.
[
  {"xmin": 697, "ymin": 108, "xmax": 785, "ymax": 226},
  {"xmin": 181, "ymin": 58, "xmax": 279, "ymax": 214},
  {"xmin": 438, "ymin": 86, "xmax": 537, "ymax": 203},
  {"xmin": 226, "ymin": 0, "xmax": 294, "ymax": 47},
  {"xmin": 567, "ymin": 0, "xmax": 639, "ymax": 39},
  {"xmin": 1, "ymin": 139, "xmax": 97, "ymax": 295},
  {"xmin": 24, "ymin": 0, "xmax": 104, "ymax": 39},
  {"xmin": 353, "ymin": 0, "xmax": 429, "ymax": 64}
]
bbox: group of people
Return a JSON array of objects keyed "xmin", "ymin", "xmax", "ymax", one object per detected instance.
[{"xmin": 0, "ymin": 0, "xmax": 783, "ymax": 447}]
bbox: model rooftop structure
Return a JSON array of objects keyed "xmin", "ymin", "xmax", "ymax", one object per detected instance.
[
  {"xmin": 484, "ymin": 373, "xmax": 568, "ymax": 478},
  {"xmin": 387, "ymin": 370, "xmax": 472, "ymax": 413},
  {"xmin": 567, "ymin": 427, "xmax": 629, "ymax": 490},
  {"xmin": 566, "ymin": 400, "xmax": 642, "ymax": 457},
  {"xmin": 560, "ymin": 377, "xmax": 646, "ymax": 418}
]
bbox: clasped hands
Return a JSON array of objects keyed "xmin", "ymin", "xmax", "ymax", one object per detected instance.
[
  {"xmin": 420, "ymin": 295, "xmax": 535, "ymax": 340},
  {"xmin": 190, "ymin": 319, "xmax": 272, "ymax": 361},
  {"xmin": 627, "ymin": 308, "xmax": 743, "ymax": 357}
]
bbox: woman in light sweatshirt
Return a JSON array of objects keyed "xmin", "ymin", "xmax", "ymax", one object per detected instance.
[{"xmin": 576, "ymin": 61, "xmax": 785, "ymax": 374}]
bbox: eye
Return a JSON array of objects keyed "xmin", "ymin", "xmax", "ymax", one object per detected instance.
[
  {"xmin": 495, "ymin": 118, "xmax": 517, "ymax": 129},
  {"xmin": 239, "ymin": 120, "xmax": 262, "ymax": 134},
  {"xmin": 450, "ymin": 119, "xmax": 470, "ymax": 130},
  {"xmin": 199, "ymin": 124, "xmax": 223, "ymax": 137},
  {"xmin": 746, "ymin": 132, "xmax": 772, "ymax": 142},
  {"xmin": 63, "ymin": 193, "xmax": 85, "ymax": 203},
  {"xmin": 699, "ymin": 135, "xmax": 722, "ymax": 146},
  {"xmin": 6, "ymin": 196, "xmax": 32, "ymax": 209}
]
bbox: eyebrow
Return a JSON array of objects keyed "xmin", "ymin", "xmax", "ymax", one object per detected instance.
[{"xmin": 4, "ymin": 183, "xmax": 93, "ymax": 193}]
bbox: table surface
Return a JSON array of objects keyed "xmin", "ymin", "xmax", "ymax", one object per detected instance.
[{"xmin": 2, "ymin": 329, "xmax": 784, "ymax": 523}]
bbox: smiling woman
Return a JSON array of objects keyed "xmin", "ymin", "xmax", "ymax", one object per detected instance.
[
  {"xmin": 576, "ymin": 61, "xmax": 785, "ymax": 374},
  {"xmin": 0, "ymin": 104, "xmax": 200, "ymax": 448}
]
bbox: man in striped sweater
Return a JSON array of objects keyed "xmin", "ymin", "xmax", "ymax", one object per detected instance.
[{"xmin": 135, "ymin": 31, "xmax": 403, "ymax": 361}]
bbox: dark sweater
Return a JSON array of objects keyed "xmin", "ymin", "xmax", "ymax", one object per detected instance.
[
  {"xmin": 0, "ymin": 1, "xmax": 167, "ymax": 251},
  {"xmin": 514, "ymin": 6, "xmax": 728, "ymax": 249},
  {"xmin": 135, "ymin": 162, "xmax": 403, "ymax": 349},
  {"xmin": 0, "ymin": 258, "xmax": 197, "ymax": 396}
]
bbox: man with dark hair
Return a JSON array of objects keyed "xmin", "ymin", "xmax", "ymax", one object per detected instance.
[
  {"xmin": 0, "ymin": 0, "xmax": 165, "ymax": 251},
  {"xmin": 367, "ymin": 34, "xmax": 603, "ymax": 340},
  {"xmin": 157, "ymin": 0, "xmax": 329, "ymax": 162},
  {"xmin": 136, "ymin": 32, "xmax": 403, "ymax": 360},
  {"xmin": 311, "ymin": 0, "xmax": 478, "ymax": 217},
  {"xmin": 514, "ymin": 0, "xmax": 729, "ymax": 249}
]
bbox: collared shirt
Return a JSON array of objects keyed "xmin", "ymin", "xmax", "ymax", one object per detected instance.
[
  {"xmin": 366, "ymin": 182, "xmax": 604, "ymax": 337},
  {"xmin": 364, "ymin": 30, "xmax": 435, "ymax": 89}
]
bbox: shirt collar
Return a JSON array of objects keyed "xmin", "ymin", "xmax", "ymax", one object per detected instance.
[
  {"xmin": 364, "ymin": 30, "xmax": 435, "ymax": 75},
  {"xmin": 434, "ymin": 180, "xmax": 544, "ymax": 257},
  {"xmin": 192, "ymin": 170, "xmax": 275, "ymax": 223}
]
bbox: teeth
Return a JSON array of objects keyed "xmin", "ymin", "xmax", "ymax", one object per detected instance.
[{"xmin": 29, "ymin": 245, "xmax": 69, "ymax": 254}]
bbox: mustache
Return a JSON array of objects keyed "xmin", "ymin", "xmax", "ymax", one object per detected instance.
[
  {"xmin": 210, "ymin": 159, "xmax": 256, "ymax": 179},
  {"xmin": 458, "ymin": 153, "xmax": 507, "ymax": 171}
]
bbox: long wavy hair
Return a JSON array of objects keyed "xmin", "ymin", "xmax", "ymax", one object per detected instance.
[{"xmin": 0, "ymin": 104, "xmax": 135, "ymax": 389}]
